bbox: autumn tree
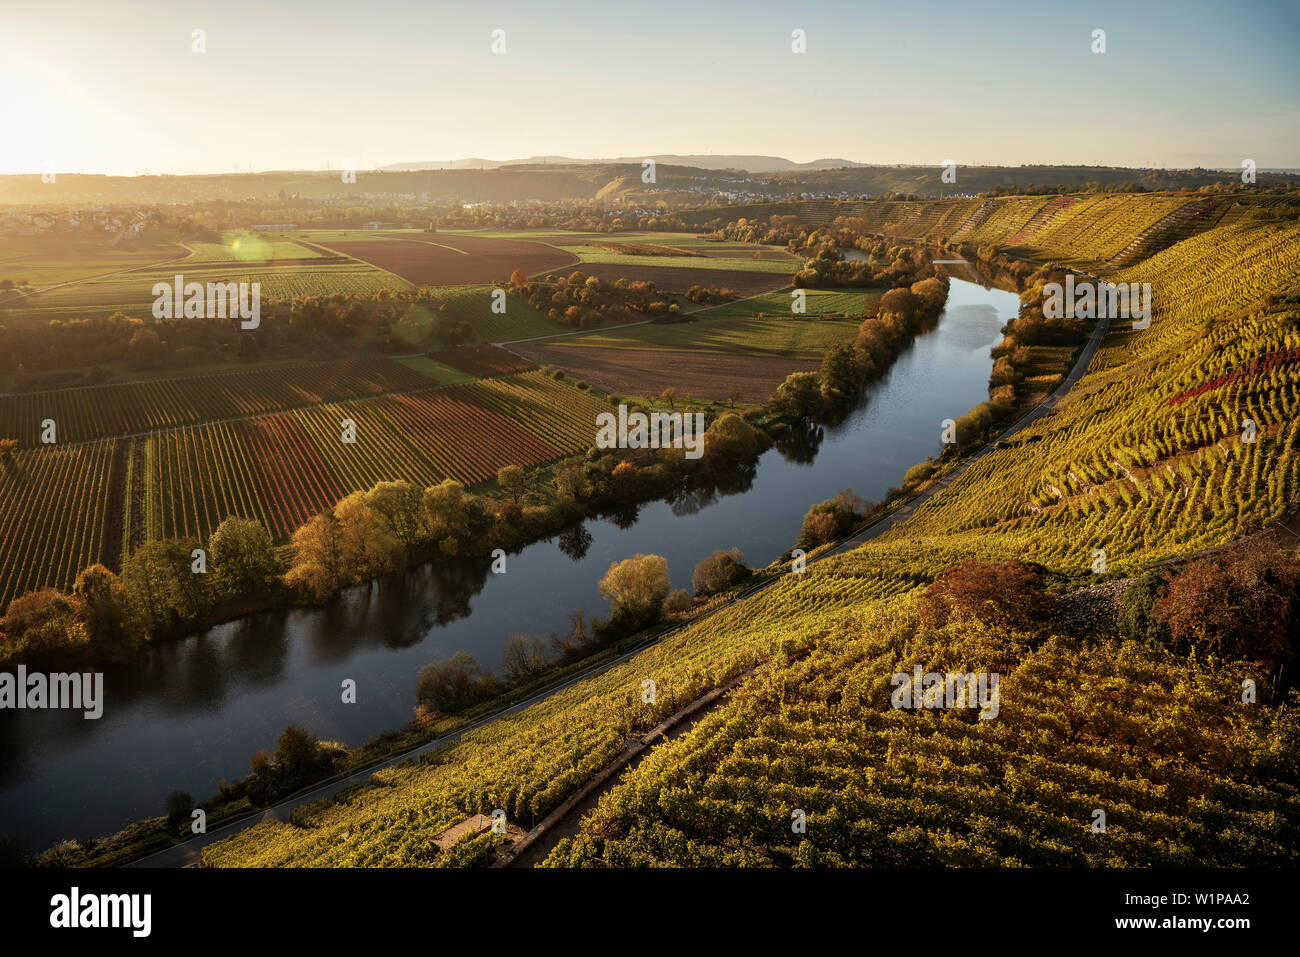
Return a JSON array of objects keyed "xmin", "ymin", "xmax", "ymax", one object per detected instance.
[
  {"xmin": 501, "ymin": 633, "xmax": 550, "ymax": 682},
  {"xmin": 598, "ymin": 553, "xmax": 671, "ymax": 628},
  {"xmin": 286, "ymin": 511, "xmax": 347, "ymax": 600},
  {"xmin": 209, "ymin": 516, "xmax": 282, "ymax": 598},
  {"xmin": 692, "ymin": 548, "xmax": 748, "ymax": 596},
  {"xmin": 497, "ymin": 465, "xmax": 527, "ymax": 504},
  {"xmin": 416, "ymin": 652, "xmax": 493, "ymax": 713},
  {"xmin": 364, "ymin": 481, "xmax": 424, "ymax": 548}
]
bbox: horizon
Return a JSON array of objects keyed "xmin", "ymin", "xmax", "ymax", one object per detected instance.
[{"xmin": 3, "ymin": 0, "xmax": 1297, "ymax": 177}]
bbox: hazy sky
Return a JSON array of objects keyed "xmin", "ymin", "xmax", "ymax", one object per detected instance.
[{"xmin": 2, "ymin": 0, "xmax": 1296, "ymax": 175}]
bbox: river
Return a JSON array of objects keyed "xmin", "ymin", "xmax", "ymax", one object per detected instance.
[{"xmin": 0, "ymin": 271, "xmax": 1017, "ymax": 848}]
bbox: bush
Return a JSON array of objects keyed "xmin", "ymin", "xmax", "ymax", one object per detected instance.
[
  {"xmin": 919, "ymin": 560, "xmax": 1051, "ymax": 631},
  {"xmin": 691, "ymin": 548, "xmax": 749, "ymax": 596},
  {"xmin": 164, "ymin": 790, "xmax": 194, "ymax": 829},
  {"xmin": 1119, "ymin": 570, "xmax": 1166, "ymax": 643},
  {"xmin": 903, "ymin": 462, "xmax": 937, "ymax": 487},
  {"xmin": 1154, "ymin": 547, "xmax": 1299, "ymax": 669},
  {"xmin": 416, "ymin": 652, "xmax": 495, "ymax": 713}
]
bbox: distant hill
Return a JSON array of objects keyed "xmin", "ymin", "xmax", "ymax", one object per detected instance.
[
  {"xmin": 1, "ymin": 163, "xmax": 1295, "ymax": 206},
  {"xmin": 380, "ymin": 155, "xmax": 867, "ymax": 173}
]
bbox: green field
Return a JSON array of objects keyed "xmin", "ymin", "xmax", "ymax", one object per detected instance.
[
  {"xmin": 0, "ymin": 234, "xmax": 186, "ymax": 289},
  {"xmin": 393, "ymin": 354, "xmax": 477, "ymax": 384},
  {"xmin": 184, "ymin": 233, "xmax": 324, "ymax": 262},
  {"xmin": 417, "ymin": 283, "xmax": 568, "ymax": 342},
  {"xmin": 554, "ymin": 245, "xmax": 799, "ymax": 274},
  {"xmin": 9, "ymin": 260, "xmax": 408, "ymax": 320}
]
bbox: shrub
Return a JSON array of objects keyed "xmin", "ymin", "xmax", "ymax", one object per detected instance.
[
  {"xmin": 691, "ymin": 548, "xmax": 749, "ymax": 596},
  {"xmin": 1154, "ymin": 547, "xmax": 1299, "ymax": 669},
  {"xmin": 919, "ymin": 560, "xmax": 1051, "ymax": 631}
]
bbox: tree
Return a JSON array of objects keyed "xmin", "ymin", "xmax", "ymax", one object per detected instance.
[
  {"xmin": 692, "ymin": 548, "xmax": 748, "ymax": 596},
  {"xmin": 501, "ymin": 633, "xmax": 550, "ymax": 682},
  {"xmin": 165, "ymin": 791, "xmax": 193, "ymax": 829},
  {"xmin": 657, "ymin": 387, "xmax": 677, "ymax": 410},
  {"xmin": 509, "ymin": 268, "xmax": 528, "ymax": 286},
  {"xmin": 287, "ymin": 512, "xmax": 346, "ymax": 599},
  {"xmin": 72, "ymin": 563, "xmax": 128, "ymax": 655},
  {"xmin": 1, "ymin": 588, "xmax": 76, "ymax": 655},
  {"xmin": 497, "ymin": 465, "xmax": 526, "ymax": 504},
  {"xmin": 274, "ymin": 724, "xmax": 322, "ymax": 775},
  {"xmin": 364, "ymin": 481, "xmax": 424, "ymax": 548},
  {"xmin": 819, "ymin": 344, "xmax": 859, "ymax": 400},
  {"xmin": 127, "ymin": 328, "xmax": 165, "ymax": 368},
  {"xmin": 771, "ymin": 371, "xmax": 824, "ymax": 419},
  {"xmin": 120, "ymin": 538, "xmax": 208, "ymax": 638},
  {"xmin": 416, "ymin": 652, "xmax": 492, "ymax": 712},
  {"xmin": 598, "ymin": 553, "xmax": 671, "ymax": 628},
  {"xmin": 335, "ymin": 492, "xmax": 399, "ymax": 577},
  {"xmin": 209, "ymin": 516, "xmax": 282, "ymax": 598}
]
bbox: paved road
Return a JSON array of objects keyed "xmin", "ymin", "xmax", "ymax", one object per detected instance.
[{"xmin": 128, "ymin": 270, "xmax": 1114, "ymax": 868}]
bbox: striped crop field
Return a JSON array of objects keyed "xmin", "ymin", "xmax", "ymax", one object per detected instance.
[
  {"xmin": 0, "ymin": 358, "xmax": 435, "ymax": 447},
  {"xmin": 134, "ymin": 370, "xmax": 608, "ymax": 547},
  {"xmin": 0, "ymin": 440, "xmax": 117, "ymax": 602},
  {"xmin": 0, "ymin": 369, "xmax": 610, "ymax": 606}
]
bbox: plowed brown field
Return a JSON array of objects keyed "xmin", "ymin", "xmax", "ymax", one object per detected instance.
[
  {"xmin": 509, "ymin": 342, "xmax": 817, "ymax": 402},
  {"xmin": 321, "ymin": 235, "xmax": 577, "ymax": 285}
]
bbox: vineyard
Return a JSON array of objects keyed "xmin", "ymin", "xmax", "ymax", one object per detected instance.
[
  {"xmin": 140, "ymin": 370, "xmax": 608, "ymax": 544},
  {"xmin": 0, "ymin": 358, "xmax": 435, "ymax": 447},
  {"xmin": 882, "ymin": 219, "xmax": 1300, "ymax": 570},
  {"xmin": 0, "ymin": 368, "xmax": 609, "ymax": 600},
  {"xmin": 10, "ymin": 258, "xmax": 405, "ymax": 322},
  {"xmin": 198, "ymin": 202, "xmax": 1300, "ymax": 868},
  {"xmin": 426, "ymin": 344, "xmax": 537, "ymax": 377},
  {"xmin": 547, "ymin": 593, "xmax": 1297, "ymax": 867},
  {"xmin": 0, "ymin": 440, "xmax": 116, "ymax": 604}
]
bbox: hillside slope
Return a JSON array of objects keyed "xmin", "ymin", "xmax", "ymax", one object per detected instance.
[{"xmin": 202, "ymin": 211, "xmax": 1300, "ymax": 867}]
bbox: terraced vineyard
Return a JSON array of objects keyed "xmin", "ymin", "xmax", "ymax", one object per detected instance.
[
  {"xmin": 549, "ymin": 596, "xmax": 1294, "ymax": 867},
  {"xmin": 884, "ymin": 219, "xmax": 1300, "ymax": 570}
]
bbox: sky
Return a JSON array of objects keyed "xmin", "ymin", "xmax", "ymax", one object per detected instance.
[{"xmin": 1, "ymin": 0, "xmax": 1297, "ymax": 176}]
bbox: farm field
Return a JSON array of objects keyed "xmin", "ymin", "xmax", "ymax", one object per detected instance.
[
  {"xmin": 508, "ymin": 340, "xmax": 819, "ymax": 403},
  {"xmin": 412, "ymin": 283, "xmax": 567, "ymax": 341},
  {"xmin": 550, "ymin": 245, "xmax": 798, "ymax": 274},
  {"xmin": 315, "ymin": 233, "xmax": 578, "ymax": 285},
  {"xmin": 547, "ymin": 262, "xmax": 790, "ymax": 297},
  {"xmin": 0, "ymin": 439, "xmax": 117, "ymax": 605},
  {"xmin": 426, "ymin": 344, "xmax": 537, "ymax": 377},
  {"xmin": 0, "ymin": 367, "xmax": 610, "ymax": 601},
  {"xmin": 392, "ymin": 355, "xmax": 477, "ymax": 384},
  {"xmin": 0, "ymin": 357, "xmax": 435, "ymax": 447},
  {"xmin": 559, "ymin": 314, "xmax": 864, "ymax": 359},
  {"xmin": 0, "ymin": 233, "xmax": 187, "ymax": 289},
  {"xmin": 9, "ymin": 258, "xmax": 406, "ymax": 321}
]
